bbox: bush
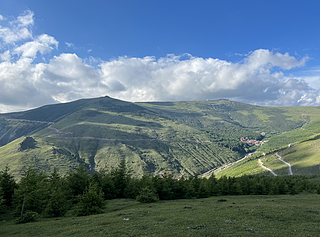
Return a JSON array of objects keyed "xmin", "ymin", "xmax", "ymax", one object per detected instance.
[
  {"xmin": 14, "ymin": 211, "xmax": 39, "ymax": 224},
  {"xmin": 77, "ymin": 184, "xmax": 105, "ymax": 216},
  {"xmin": 136, "ymin": 186, "xmax": 159, "ymax": 203}
]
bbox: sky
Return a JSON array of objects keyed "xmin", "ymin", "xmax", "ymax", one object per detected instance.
[{"xmin": 1, "ymin": 0, "xmax": 320, "ymax": 113}]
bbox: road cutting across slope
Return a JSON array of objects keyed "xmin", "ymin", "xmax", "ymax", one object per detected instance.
[
  {"xmin": 275, "ymin": 152, "xmax": 293, "ymax": 175},
  {"xmin": 258, "ymin": 159, "xmax": 277, "ymax": 176}
]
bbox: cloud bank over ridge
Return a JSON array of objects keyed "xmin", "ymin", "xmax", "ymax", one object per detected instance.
[{"xmin": 0, "ymin": 10, "xmax": 319, "ymax": 113}]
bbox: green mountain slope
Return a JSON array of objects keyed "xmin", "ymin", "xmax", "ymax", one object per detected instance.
[
  {"xmin": 1, "ymin": 96, "xmax": 320, "ymax": 178},
  {"xmin": 215, "ymin": 131, "xmax": 320, "ymax": 178}
]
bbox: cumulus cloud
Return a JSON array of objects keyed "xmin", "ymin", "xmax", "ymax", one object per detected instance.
[
  {"xmin": 17, "ymin": 10, "xmax": 34, "ymax": 27},
  {"xmin": 0, "ymin": 10, "xmax": 320, "ymax": 113},
  {"xmin": 98, "ymin": 51, "xmax": 312, "ymax": 105},
  {"xmin": 14, "ymin": 34, "xmax": 58, "ymax": 58},
  {"xmin": 0, "ymin": 50, "xmax": 10, "ymax": 61},
  {"xmin": 0, "ymin": 10, "xmax": 33, "ymax": 44}
]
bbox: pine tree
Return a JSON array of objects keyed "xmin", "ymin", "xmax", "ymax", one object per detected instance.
[
  {"xmin": 66, "ymin": 164, "xmax": 91, "ymax": 198},
  {"xmin": 0, "ymin": 187, "xmax": 5, "ymax": 213},
  {"xmin": 111, "ymin": 159, "xmax": 132, "ymax": 198},
  {"xmin": 196, "ymin": 179, "xmax": 210, "ymax": 198},
  {"xmin": 12, "ymin": 167, "xmax": 49, "ymax": 217},
  {"xmin": 0, "ymin": 165, "xmax": 17, "ymax": 207},
  {"xmin": 77, "ymin": 184, "xmax": 105, "ymax": 216},
  {"xmin": 43, "ymin": 168, "xmax": 70, "ymax": 217}
]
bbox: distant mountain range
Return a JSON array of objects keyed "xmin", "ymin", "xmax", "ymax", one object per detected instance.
[{"xmin": 1, "ymin": 95, "xmax": 320, "ymax": 178}]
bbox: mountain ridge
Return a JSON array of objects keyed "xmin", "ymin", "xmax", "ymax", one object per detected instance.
[{"xmin": 1, "ymin": 96, "xmax": 320, "ymax": 178}]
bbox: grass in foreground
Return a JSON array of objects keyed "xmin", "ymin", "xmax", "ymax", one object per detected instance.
[{"xmin": 1, "ymin": 194, "xmax": 319, "ymax": 237}]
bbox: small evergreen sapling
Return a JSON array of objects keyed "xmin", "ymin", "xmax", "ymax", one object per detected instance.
[
  {"xmin": 136, "ymin": 186, "xmax": 159, "ymax": 203},
  {"xmin": 77, "ymin": 184, "xmax": 105, "ymax": 216}
]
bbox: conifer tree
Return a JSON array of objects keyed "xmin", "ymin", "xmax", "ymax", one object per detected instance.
[
  {"xmin": 77, "ymin": 184, "xmax": 105, "ymax": 216},
  {"xmin": 0, "ymin": 165, "xmax": 17, "ymax": 207},
  {"xmin": 111, "ymin": 159, "xmax": 132, "ymax": 198},
  {"xmin": 43, "ymin": 168, "xmax": 70, "ymax": 217},
  {"xmin": 12, "ymin": 167, "xmax": 48, "ymax": 217},
  {"xmin": 66, "ymin": 164, "xmax": 91, "ymax": 198},
  {"xmin": 0, "ymin": 187, "xmax": 5, "ymax": 213},
  {"xmin": 136, "ymin": 186, "xmax": 159, "ymax": 203}
]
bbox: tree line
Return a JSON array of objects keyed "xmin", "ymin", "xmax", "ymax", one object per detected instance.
[{"xmin": 0, "ymin": 161, "xmax": 319, "ymax": 223}]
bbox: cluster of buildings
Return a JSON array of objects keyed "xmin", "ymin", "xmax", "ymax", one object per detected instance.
[
  {"xmin": 240, "ymin": 137, "xmax": 261, "ymax": 145},
  {"xmin": 239, "ymin": 132, "xmax": 266, "ymax": 146}
]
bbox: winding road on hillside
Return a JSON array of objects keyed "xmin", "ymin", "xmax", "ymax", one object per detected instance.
[
  {"xmin": 258, "ymin": 159, "xmax": 277, "ymax": 176},
  {"xmin": 9, "ymin": 118, "xmax": 279, "ymax": 177},
  {"xmin": 198, "ymin": 152, "xmax": 257, "ymax": 177},
  {"xmin": 275, "ymin": 152, "xmax": 293, "ymax": 175},
  {"xmin": 5, "ymin": 118, "xmax": 213, "ymax": 144}
]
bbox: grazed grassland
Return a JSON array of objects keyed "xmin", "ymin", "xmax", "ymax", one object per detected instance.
[{"xmin": 1, "ymin": 195, "xmax": 319, "ymax": 237}]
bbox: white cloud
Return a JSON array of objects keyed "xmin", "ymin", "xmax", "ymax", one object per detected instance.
[
  {"xmin": 98, "ymin": 50, "xmax": 312, "ymax": 105},
  {"xmin": 14, "ymin": 34, "xmax": 58, "ymax": 58},
  {"xmin": 0, "ymin": 10, "xmax": 320, "ymax": 113},
  {"xmin": 65, "ymin": 42, "xmax": 74, "ymax": 48},
  {"xmin": 0, "ymin": 50, "xmax": 10, "ymax": 61},
  {"xmin": 0, "ymin": 26, "xmax": 32, "ymax": 44},
  {"xmin": 0, "ymin": 10, "xmax": 33, "ymax": 44},
  {"xmin": 0, "ymin": 57, "xmax": 57, "ymax": 111},
  {"xmin": 0, "ymin": 47, "xmax": 318, "ymax": 112},
  {"xmin": 17, "ymin": 10, "xmax": 34, "ymax": 27},
  {"xmin": 0, "ymin": 15, "xmax": 4, "ymax": 21}
]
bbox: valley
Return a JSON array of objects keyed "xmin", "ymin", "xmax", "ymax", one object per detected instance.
[{"xmin": 1, "ymin": 96, "xmax": 320, "ymax": 178}]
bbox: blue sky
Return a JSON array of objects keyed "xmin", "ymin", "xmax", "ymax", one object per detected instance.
[{"xmin": 0, "ymin": 1, "xmax": 320, "ymax": 112}]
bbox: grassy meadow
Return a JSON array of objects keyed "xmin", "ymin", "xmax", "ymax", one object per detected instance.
[
  {"xmin": 262, "ymin": 138, "xmax": 320, "ymax": 177},
  {"xmin": 215, "ymin": 131, "xmax": 320, "ymax": 178},
  {"xmin": 1, "ymin": 194, "xmax": 319, "ymax": 237}
]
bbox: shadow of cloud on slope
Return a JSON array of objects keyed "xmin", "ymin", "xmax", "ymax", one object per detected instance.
[
  {"xmin": 77, "ymin": 110, "xmax": 164, "ymax": 128},
  {"xmin": 143, "ymin": 102, "xmax": 176, "ymax": 106},
  {"xmin": 44, "ymin": 126, "xmax": 224, "ymax": 176}
]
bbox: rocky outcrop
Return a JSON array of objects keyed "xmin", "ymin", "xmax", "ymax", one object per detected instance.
[{"xmin": 19, "ymin": 137, "xmax": 37, "ymax": 151}]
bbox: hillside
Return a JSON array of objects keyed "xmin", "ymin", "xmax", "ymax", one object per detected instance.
[
  {"xmin": 1, "ymin": 96, "xmax": 320, "ymax": 178},
  {"xmin": 215, "ymin": 130, "xmax": 320, "ymax": 178}
]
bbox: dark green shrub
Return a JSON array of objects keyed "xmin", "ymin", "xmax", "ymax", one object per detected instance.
[
  {"xmin": 14, "ymin": 211, "xmax": 39, "ymax": 224},
  {"xmin": 77, "ymin": 184, "xmax": 105, "ymax": 216},
  {"xmin": 136, "ymin": 186, "xmax": 159, "ymax": 203}
]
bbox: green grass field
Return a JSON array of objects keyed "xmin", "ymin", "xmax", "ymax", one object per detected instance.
[
  {"xmin": 263, "ymin": 138, "xmax": 320, "ymax": 176},
  {"xmin": 214, "ymin": 130, "xmax": 320, "ymax": 178},
  {"xmin": 1, "ymin": 194, "xmax": 319, "ymax": 236},
  {"xmin": 215, "ymin": 157, "xmax": 270, "ymax": 178}
]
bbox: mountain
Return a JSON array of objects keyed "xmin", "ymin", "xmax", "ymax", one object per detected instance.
[{"xmin": 1, "ymin": 96, "xmax": 320, "ymax": 178}]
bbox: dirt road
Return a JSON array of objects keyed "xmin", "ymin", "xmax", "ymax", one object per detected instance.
[
  {"xmin": 275, "ymin": 152, "xmax": 293, "ymax": 175},
  {"xmin": 258, "ymin": 159, "xmax": 277, "ymax": 176}
]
